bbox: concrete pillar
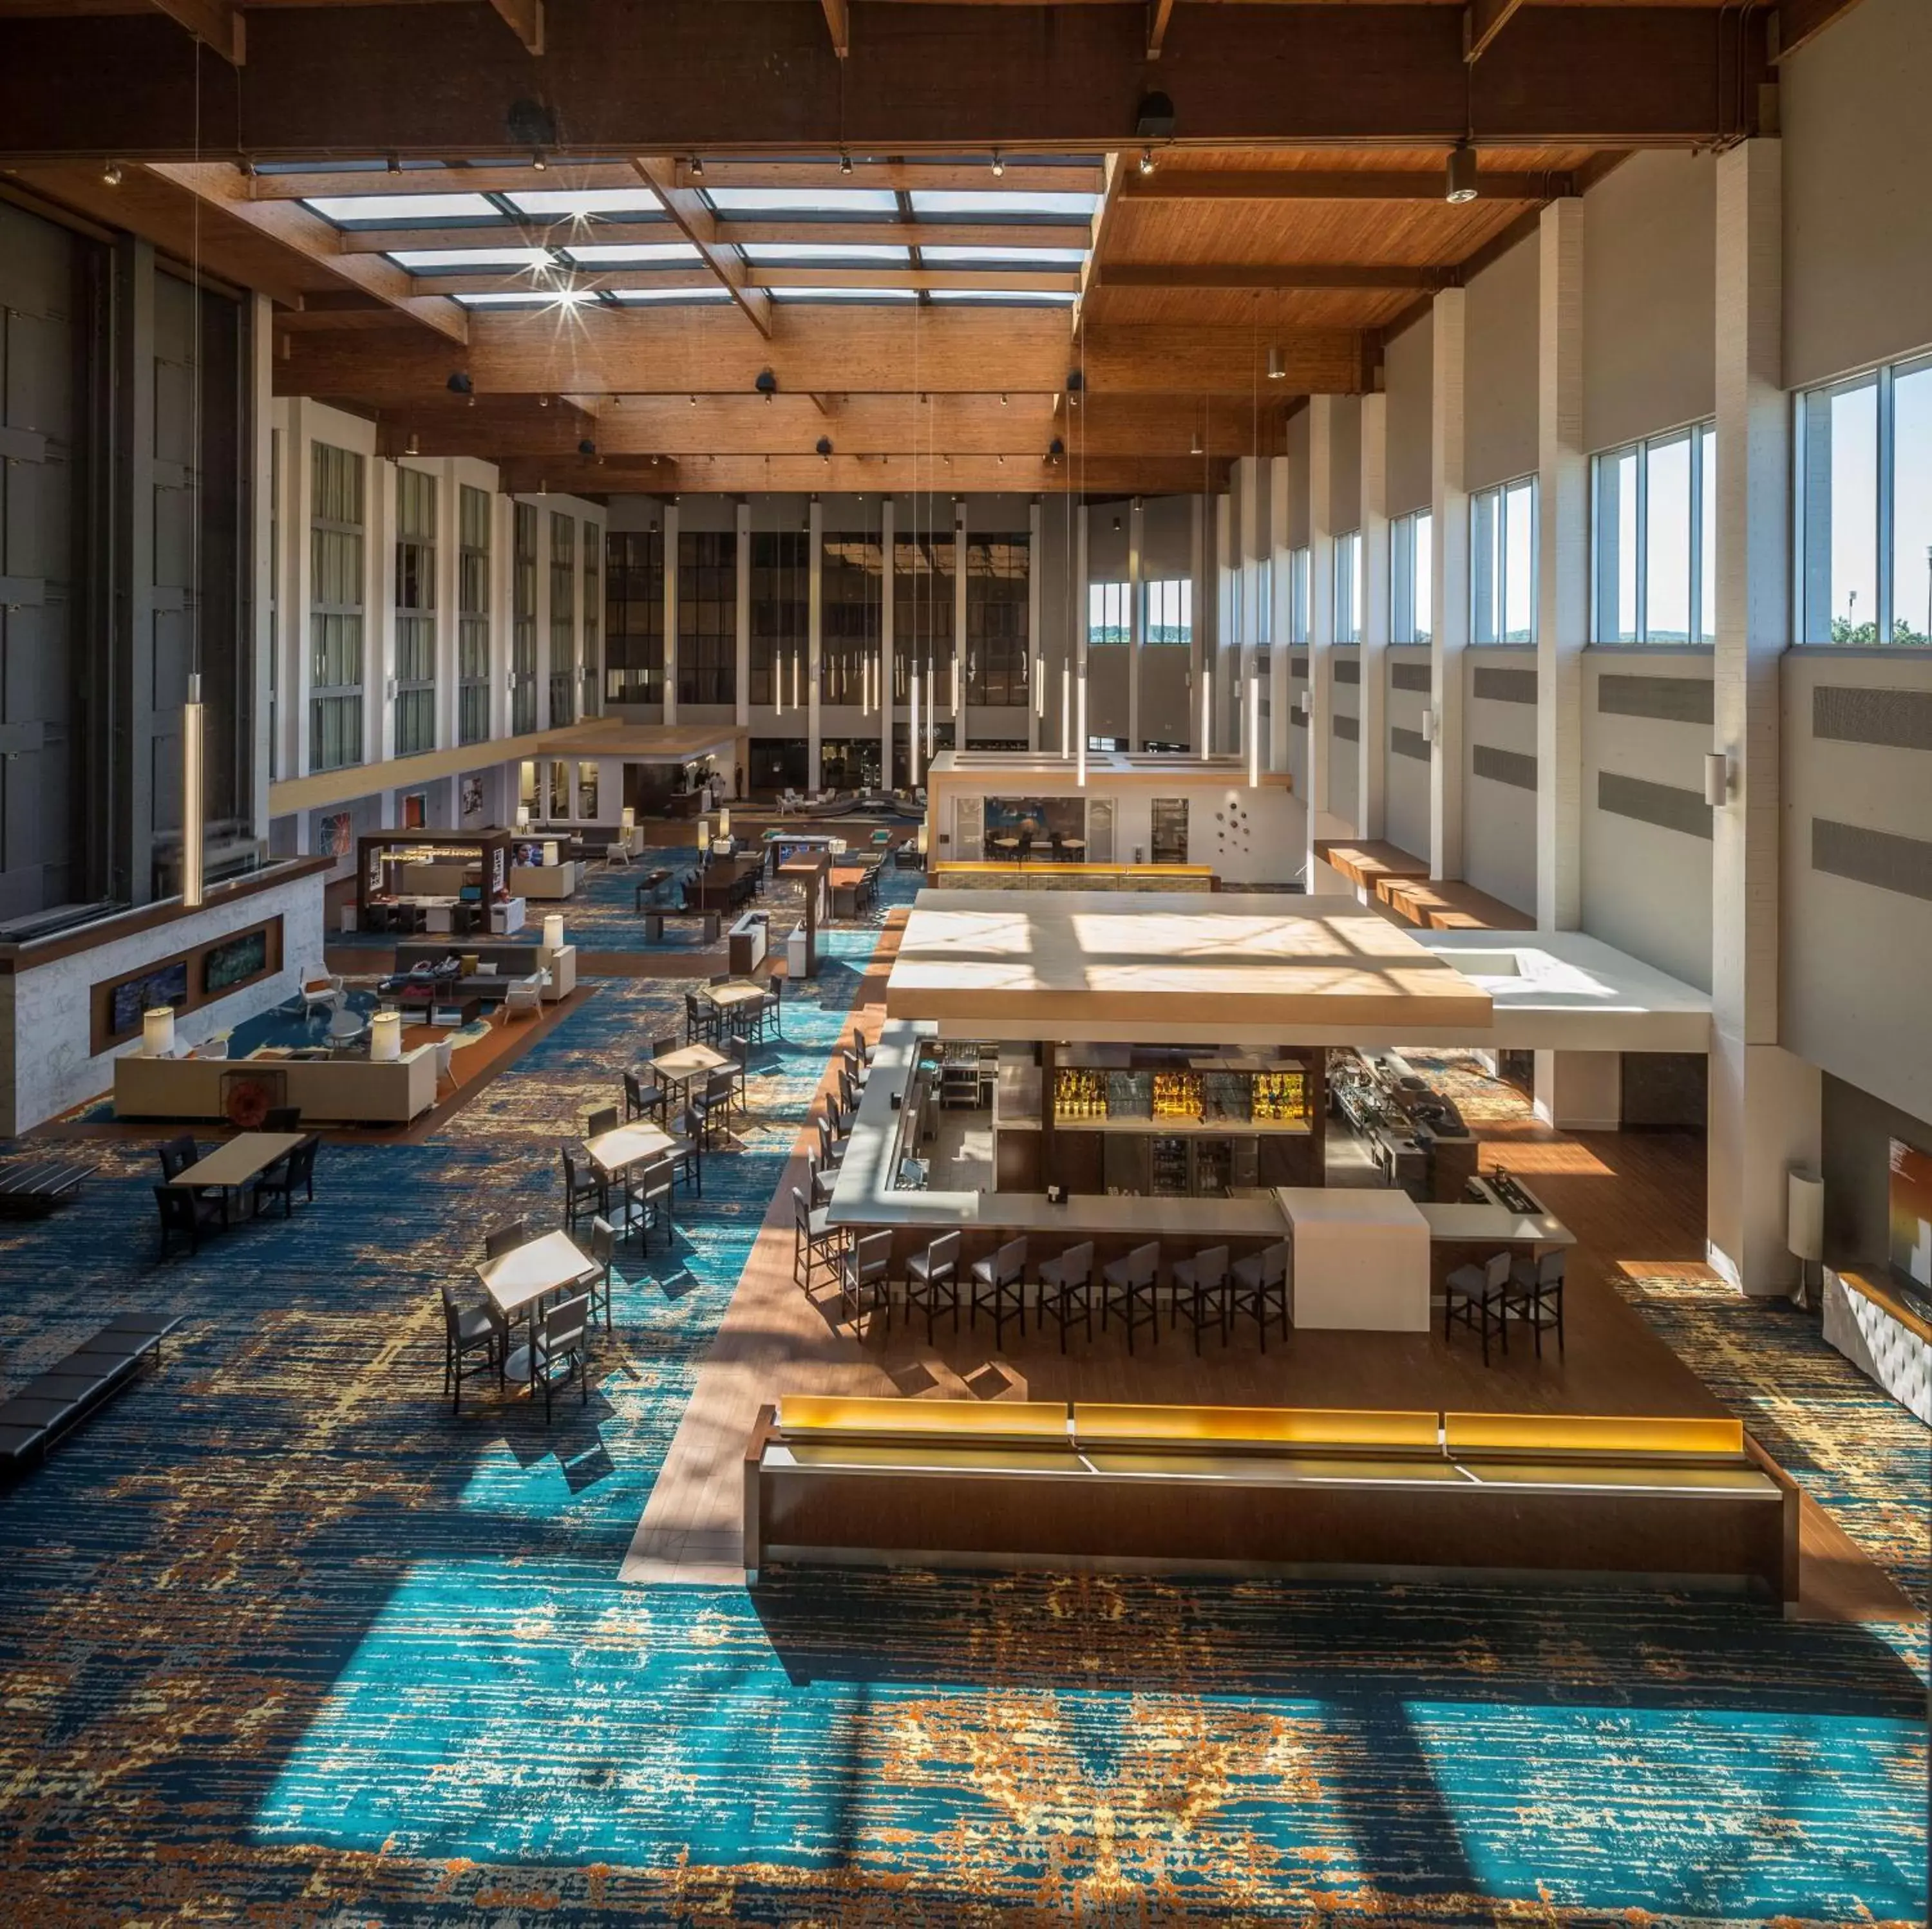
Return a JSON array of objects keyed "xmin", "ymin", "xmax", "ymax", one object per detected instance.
[
  {"xmin": 1305, "ymin": 394, "xmax": 1341, "ymax": 878},
  {"xmin": 491, "ymin": 491, "xmax": 514, "ymax": 743},
  {"xmin": 661, "ymin": 498, "xmax": 679, "ymax": 726},
  {"xmin": 432, "ymin": 462, "xmax": 460, "ymax": 754},
  {"xmin": 733, "ymin": 499, "xmax": 750, "ymax": 732},
  {"xmin": 1708, "ymin": 137, "xmax": 1819, "ymax": 1297},
  {"xmin": 1537, "ymin": 198, "xmax": 1589, "ymax": 931},
  {"xmin": 1126, "ymin": 493, "xmax": 1144, "ymax": 751},
  {"xmin": 1358, "ymin": 391, "xmax": 1390, "ymax": 841},
  {"xmin": 878, "ymin": 495, "xmax": 894, "ymax": 785},
  {"xmin": 808, "ymin": 494, "xmax": 824, "ymax": 787},
  {"xmin": 1428, "ymin": 288, "xmax": 1470, "ymax": 881}
]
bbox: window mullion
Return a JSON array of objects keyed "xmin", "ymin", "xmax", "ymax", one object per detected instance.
[{"xmin": 1876, "ymin": 364, "xmax": 1895, "ymax": 639}]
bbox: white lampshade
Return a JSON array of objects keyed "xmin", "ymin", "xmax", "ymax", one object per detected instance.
[
  {"xmin": 1788, "ymin": 1169, "xmax": 1825, "ymax": 1263},
  {"xmin": 696, "ymin": 817, "xmax": 710, "ymax": 850},
  {"xmin": 370, "ymin": 1010, "xmax": 402, "ymax": 1062},
  {"xmin": 542, "ymin": 840, "xmax": 560, "ymax": 866},
  {"xmin": 719, "ymin": 807, "xmax": 731, "ymax": 838},
  {"xmin": 514, "ymin": 805, "xmax": 531, "ymax": 830},
  {"xmin": 542, "ymin": 913, "xmax": 566, "ymax": 954},
  {"xmin": 620, "ymin": 805, "xmax": 636, "ymax": 831},
  {"xmin": 142, "ymin": 1006, "xmax": 176, "ymax": 1058}
]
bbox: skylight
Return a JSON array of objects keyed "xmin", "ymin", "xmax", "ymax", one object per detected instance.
[
  {"xmin": 907, "ymin": 191, "xmax": 1099, "ymax": 219},
  {"xmin": 607, "ymin": 287, "xmax": 733, "ymax": 305},
  {"xmin": 453, "ymin": 289, "xmax": 598, "ymax": 308},
  {"xmin": 391, "ymin": 247, "xmax": 556, "ymax": 272},
  {"xmin": 304, "ymin": 194, "xmax": 500, "ymax": 225},
  {"xmin": 920, "ymin": 246, "xmax": 1088, "ymax": 266},
  {"xmin": 563, "ymin": 242, "xmax": 703, "ymax": 265},
  {"xmin": 704, "ymin": 187, "xmax": 900, "ymax": 216},
  {"xmin": 739, "ymin": 242, "xmax": 912, "ymax": 264},
  {"xmin": 770, "ymin": 285, "xmax": 916, "ymax": 303},
  {"xmin": 927, "ymin": 289, "xmax": 1079, "ymax": 305},
  {"xmin": 504, "ymin": 190, "xmax": 670, "ymax": 218}
]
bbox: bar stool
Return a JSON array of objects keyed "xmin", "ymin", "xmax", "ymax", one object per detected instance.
[
  {"xmin": 1444, "ymin": 1251, "xmax": 1512, "ymax": 1366},
  {"xmin": 837, "ymin": 1230, "xmax": 893, "ymax": 1333},
  {"xmin": 1504, "ymin": 1249, "xmax": 1567, "ymax": 1356},
  {"xmin": 623, "ymin": 1068, "xmax": 666, "ymax": 1125},
  {"xmin": 792, "ymin": 1185, "xmax": 840, "ymax": 1295},
  {"xmin": 1170, "ymin": 1244, "xmax": 1231, "ymax": 1353},
  {"xmin": 1229, "ymin": 1240, "xmax": 1290, "ymax": 1351},
  {"xmin": 1036, "ymin": 1241, "xmax": 1095, "ymax": 1352},
  {"xmin": 849, "ymin": 1023, "xmax": 875, "ymax": 1067},
  {"xmin": 905, "ymin": 1230, "xmax": 962, "ymax": 1342},
  {"xmin": 969, "ymin": 1236, "xmax": 1028, "ymax": 1350},
  {"xmin": 1101, "ymin": 1241, "xmax": 1161, "ymax": 1354}
]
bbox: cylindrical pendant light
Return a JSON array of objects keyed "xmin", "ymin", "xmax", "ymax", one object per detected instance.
[
  {"xmin": 1249, "ymin": 668, "xmax": 1262, "ymax": 788},
  {"xmin": 1060, "ymin": 663, "xmax": 1071, "ymax": 758},
  {"xmin": 909, "ymin": 667, "xmax": 922, "ymax": 787},
  {"xmin": 1200, "ymin": 666, "xmax": 1213, "ymax": 757},
  {"xmin": 1445, "ymin": 140, "xmax": 1479, "ymax": 205},
  {"xmin": 1075, "ymin": 670, "xmax": 1088, "ymax": 787},
  {"xmin": 182, "ymin": 672, "xmax": 205, "ymax": 907},
  {"xmin": 1035, "ymin": 653, "xmax": 1045, "ymax": 719}
]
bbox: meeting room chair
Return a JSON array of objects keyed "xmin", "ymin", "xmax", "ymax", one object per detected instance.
[
  {"xmin": 440, "ymin": 1281, "xmax": 507, "ymax": 1411},
  {"xmin": 1230, "ymin": 1241, "xmax": 1290, "ymax": 1352},
  {"xmin": 1504, "ymin": 1249, "xmax": 1567, "ymax": 1357},
  {"xmin": 667, "ymin": 1106, "xmax": 705, "ymax": 1197},
  {"xmin": 531, "ymin": 1293, "xmax": 593, "ymax": 1424},
  {"xmin": 969, "ymin": 1236, "xmax": 1029, "ymax": 1350},
  {"xmin": 1101, "ymin": 1241, "xmax": 1161, "ymax": 1355},
  {"xmin": 1170, "ymin": 1245, "xmax": 1233, "ymax": 1353},
  {"xmin": 1036, "ymin": 1242, "xmax": 1096, "ymax": 1352},
  {"xmin": 154, "ymin": 1183, "xmax": 224, "ymax": 1260},
  {"xmin": 484, "ymin": 1217, "xmax": 531, "ymax": 1261},
  {"xmin": 1444, "ymin": 1252, "xmax": 1513, "ymax": 1366},
  {"xmin": 904, "ymin": 1230, "xmax": 962, "ymax": 1342},
  {"xmin": 262, "ymin": 1107, "xmax": 302, "ymax": 1133}
]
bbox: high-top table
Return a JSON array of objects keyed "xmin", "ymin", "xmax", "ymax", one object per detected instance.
[{"xmin": 477, "ymin": 1229, "xmax": 593, "ymax": 1382}]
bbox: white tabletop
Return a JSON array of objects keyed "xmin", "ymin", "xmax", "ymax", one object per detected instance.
[
  {"xmin": 173, "ymin": 1133, "xmax": 307, "ymax": 1189},
  {"xmin": 704, "ymin": 980, "xmax": 766, "ymax": 1010},
  {"xmin": 583, "ymin": 1120, "xmax": 676, "ymax": 1175},
  {"xmin": 478, "ymin": 1229, "xmax": 591, "ymax": 1316},
  {"xmin": 650, "ymin": 1043, "xmax": 730, "ymax": 1081}
]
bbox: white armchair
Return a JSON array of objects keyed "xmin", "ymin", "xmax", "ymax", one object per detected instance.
[
  {"xmin": 301, "ymin": 970, "xmax": 344, "ymax": 1018},
  {"xmin": 504, "ymin": 972, "xmax": 546, "ymax": 1022},
  {"xmin": 777, "ymin": 787, "xmax": 804, "ymax": 816}
]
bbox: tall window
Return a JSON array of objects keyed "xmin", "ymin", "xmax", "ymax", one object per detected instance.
[
  {"xmin": 1086, "ymin": 579, "xmax": 1130, "ymax": 643},
  {"xmin": 308, "ymin": 442, "xmax": 364, "ymax": 772},
  {"xmin": 819, "ymin": 529, "xmax": 880, "ymax": 708},
  {"xmin": 1593, "ymin": 423, "xmax": 1715, "ymax": 644},
  {"xmin": 511, "ymin": 502, "xmax": 537, "ymax": 733},
  {"xmin": 1472, "ymin": 476, "xmax": 1537, "ymax": 643},
  {"xmin": 1798, "ymin": 352, "xmax": 1932, "ymax": 643},
  {"xmin": 1333, "ymin": 531, "xmax": 1362, "ymax": 643},
  {"xmin": 605, "ymin": 527, "xmax": 664, "ymax": 704},
  {"xmin": 393, "ymin": 466, "xmax": 436, "ymax": 755},
  {"xmin": 1287, "ymin": 547, "xmax": 1311, "ymax": 645},
  {"xmin": 1391, "ymin": 509, "xmax": 1433, "ymax": 645},
  {"xmin": 965, "ymin": 533, "xmax": 1029, "ymax": 705},
  {"xmin": 755, "ymin": 530, "xmax": 811, "ymax": 706},
  {"xmin": 580, "ymin": 521, "xmax": 600, "ymax": 717},
  {"xmin": 677, "ymin": 529, "xmax": 736, "ymax": 706},
  {"xmin": 457, "ymin": 485, "xmax": 490, "ymax": 745},
  {"xmin": 1144, "ymin": 578, "xmax": 1192, "ymax": 645},
  {"xmin": 549, "ymin": 511, "xmax": 576, "ymax": 724},
  {"xmin": 893, "ymin": 534, "xmax": 954, "ymax": 701}
]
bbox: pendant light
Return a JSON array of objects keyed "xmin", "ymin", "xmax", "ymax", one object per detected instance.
[
  {"xmin": 1446, "ymin": 140, "xmax": 1479, "ymax": 205},
  {"xmin": 1248, "ymin": 666, "xmax": 1262, "ymax": 788},
  {"xmin": 1200, "ymin": 666, "xmax": 1212, "ymax": 758},
  {"xmin": 1075, "ymin": 668, "xmax": 1088, "ymax": 787},
  {"xmin": 1060, "ymin": 662, "xmax": 1070, "ymax": 759}
]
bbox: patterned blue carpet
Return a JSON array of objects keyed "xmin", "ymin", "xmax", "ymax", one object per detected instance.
[{"xmin": 0, "ymin": 911, "xmax": 1924, "ymax": 1923}]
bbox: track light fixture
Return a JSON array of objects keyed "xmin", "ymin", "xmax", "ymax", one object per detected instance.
[
  {"xmin": 102, "ymin": 160, "xmax": 122, "ymax": 187},
  {"xmin": 531, "ymin": 151, "xmax": 548, "ymax": 172},
  {"xmin": 1445, "ymin": 140, "xmax": 1479, "ymax": 205},
  {"xmin": 689, "ymin": 155, "xmax": 705, "ymax": 179},
  {"xmin": 1139, "ymin": 147, "xmax": 1155, "ymax": 176},
  {"xmin": 839, "ymin": 149, "xmax": 853, "ymax": 176},
  {"xmin": 403, "ymin": 430, "xmax": 420, "ymax": 457},
  {"xmin": 817, "ymin": 435, "xmax": 833, "ymax": 461},
  {"xmin": 990, "ymin": 149, "xmax": 1005, "ymax": 178},
  {"xmin": 755, "ymin": 369, "xmax": 779, "ymax": 403},
  {"xmin": 446, "ymin": 371, "xmax": 473, "ymax": 395}
]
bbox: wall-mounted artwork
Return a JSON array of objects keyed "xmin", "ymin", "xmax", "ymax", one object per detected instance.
[
  {"xmin": 401, "ymin": 791, "xmax": 428, "ymax": 830},
  {"xmin": 320, "ymin": 810, "xmax": 352, "ymax": 858},
  {"xmin": 203, "ymin": 928, "xmax": 269, "ymax": 995},
  {"xmin": 1889, "ymin": 1139, "xmax": 1932, "ymax": 1292},
  {"xmin": 459, "ymin": 775, "xmax": 484, "ymax": 821},
  {"xmin": 109, "ymin": 961, "xmax": 189, "ymax": 1037}
]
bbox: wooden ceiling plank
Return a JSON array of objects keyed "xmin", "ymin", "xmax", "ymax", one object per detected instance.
[
  {"xmin": 630, "ymin": 155, "xmax": 772, "ymax": 338},
  {"xmin": 491, "ymin": 453, "xmax": 1235, "ymax": 498},
  {"xmin": 1464, "ymin": 0, "xmax": 1530, "ymax": 64},
  {"xmin": 819, "ymin": 0, "xmax": 849, "ymax": 59},
  {"xmin": 1122, "ymin": 169, "xmax": 1566, "ymax": 203},
  {"xmin": 1101, "ymin": 262, "xmax": 1452, "ymax": 292},
  {"xmin": 149, "ymin": 0, "xmax": 242, "ymax": 64},
  {"xmin": 485, "ymin": 0, "xmax": 543, "ymax": 57},
  {"xmin": 339, "ymin": 219, "xmax": 1091, "ymax": 254}
]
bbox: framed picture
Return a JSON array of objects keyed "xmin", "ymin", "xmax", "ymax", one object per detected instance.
[
  {"xmin": 109, "ymin": 961, "xmax": 189, "ymax": 1037},
  {"xmin": 401, "ymin": 791, "xmax": 428, "ymax": 830},
  {"xmin": 460, "ymin": 775, "xmax": 484, "ymax": 820},
  {"xmin": 320, "ymin": 810, "xmax": 352, "ymax": 858},
  {"xmin": 203, "ymin": 927, "xmax": 269, "ymax": 995}
]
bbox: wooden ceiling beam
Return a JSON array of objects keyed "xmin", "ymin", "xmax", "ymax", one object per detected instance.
[
  {"xmin": 1146, "ymin": 0, "xmax": 1177, "ymax": 61},
  {"xmin": 0, "ymin": 4, "xmax": 1768, "ymax": 161},
  {"xmin": 1121, "ymin": 168, "xmax": 1568, "ymax": 203},
  {"xmin": 819, "ymin": 0, "xmax": 849, "ymax": 59},
  {"xmin": 485, "ymin": 0, "xmax": 543, "ymax": 57},
  {"xmin": 151, "ymin": 0, "xmax": 242, "ymax": 65},
  {"xmin": 1463, "ymin": 0, "xmax": 1530, "ymax": 65},
  {"xmin": 630, "ymin": 155, "xmax": 772, "ymax": 337}
]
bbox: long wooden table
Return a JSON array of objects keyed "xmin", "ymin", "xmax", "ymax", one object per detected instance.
[{"xmin": 173, "ymin": 1132, "xmax": 306, "ymax": 1192}]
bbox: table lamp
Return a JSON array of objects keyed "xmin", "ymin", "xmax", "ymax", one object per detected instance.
[
  {"xmin": 696, "ymin": 816, "xmax": 710, "ymax": 852},
  {"xmin": 1788, "ymin": 1168, "xmax": 1824, "ymax": 1310},
  {"xmin": 514, "ymin": 805, "xmax": 531, "ymax": 831},
  {"xmin": 142, "ymin": 1006, "xmax": 176, "ymax": 1058},
  {"xmin": 542, "ymin": 913, "xmax": 566, "ymax": 955},
  {"xmin": 370, "ymin": 1010, "xmax": 402, "ymax": 1062},
  {"xmin": 542, "ymin": 840, "xmax": 560, "ymax": 867},
  {"xmin": 719, "ymin": 807, "xmax": 731, "ymax": 840}
]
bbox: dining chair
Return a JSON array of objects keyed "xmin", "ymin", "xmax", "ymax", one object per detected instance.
[
  {"xmin": 441, "ymin": 1281, "xmax": 507, "ymax": 1411},
  {"xmin": 623, "ymin": 1069, "xmax": 665, "ymax": 1125},
  {"xmin": 531, "ymin": 1294, "xmax": 593, "ymax": 1423},
  {"xmin": 154, "ymin": 1183, "xmax": 223, "ymax": 1260},
  {"xmin": 1446, "ymin": 1251, "xmax": 1514, "ymax": 1366},
  {"xmin": 251, "ymin": 1137, "xmax": 318, "ymax": 1218}
]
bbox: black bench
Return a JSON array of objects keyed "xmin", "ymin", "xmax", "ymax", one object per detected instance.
[
  {"xmin": 0, "ymin": 1313, "xmax": 180, "ymax": 1476},
  {"xmin": 0, "ymin": 1157, "xmax": 94, "ymax": 1218}
]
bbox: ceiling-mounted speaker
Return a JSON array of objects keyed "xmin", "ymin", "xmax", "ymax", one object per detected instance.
[
  {"xmin": 1135, "ymin": 91, "xmax": 1176, "ymax": 139},
  {"xmin": 816, "ymin": 435, "xmax": 833, "ymax": 458}
]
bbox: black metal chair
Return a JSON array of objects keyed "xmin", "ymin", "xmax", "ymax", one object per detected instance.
[
  {"xmin": 1229, "ymin": 1240, "xmax": 1290, "ymax": 1352},
  {"xmin": 559, "ymin": 1144, "xmax": 604, "ymax": 1228},
  {"xmin": 1170, "ymin": 1244, "xmax": 1232, "ymax": 1353},
  {"xmin": 969, "ymin": 1236, "xmax": 1029, "ymax": 1350},
  {"xmin": 1036, "ymin": 1241, "xmax": 1096, "ymax": 1352},
  {"xmin": 1504, "ymin": 1249, "xmax": 1567, "ymax": 1357},
  {"xmin": 251, "ymin": 1136, "xmax": 318, "ymax": 1218},
  {"xmin": 155, "ymin": 1182, "xmax": 223, "ymax": 1259},
  {"xmin": 576, "ymin": 1216, "xmax": 617, "ymax": 1334},
  {"xmin": 837, "ymin": 1230, "xmax": 893, "ymax": 1333},
  {"xmin": 157, "ymin": 1134, "xmax": 212, "ymax": 1196},
  {"xmin": 723, "ymin": 1036, "xmax": 751, "ymax": 1118},
  {"xmin": 904, "ymin": 1230, "xmax": 961, "ymax": 1342},
  {"xmin": 623, "ymin": 1069, "xmax": 665, "ymax": 1125},
  {"xmin": 759, "ymin": 972, "xmax": 784, "ymax": 1042},
  {"xmin": 531, "ymin": 1293, "xmax": 592, "ymax": 1423},
  {"xmin": 262, "ymin": 1107, "xmax": 302, "ymax": 1133},
  {"xmin": 632, "ymin": 1157, "xmax": 676, "ymax": 1250},
  {"xmin": 793, "ymin": 1185, "xmax": 840, "ymax": 1295},
  {"xmin": 441, "ymin": 1281, "xmax": 507, "ymax": 1411},
  {"xmin": 484, "ymin": 1217, "xmax": 531, "ymax": 1260},
  {"xmin": 1445, "ymin": 1252, "xmax": 1513, "ymax": 1366},
  {"xmin": 666, "ymin": 1107, "xmax": 704, "ymax": 1197},
  {"xmin": 1101, "ymin": 1241, "xmax": 1161, "ymax": 1354}
]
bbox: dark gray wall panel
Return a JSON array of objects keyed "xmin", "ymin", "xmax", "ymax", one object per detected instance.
[
  {"xmin": 1391, "ymin": 725, "xmax": 1430, "ymax": 762},
  {"xmin": 1332, "ymin": 713, "xmax": 1359, "ymax": 742},
  {"xmin": 1390, "ymin": 661, "xmax": 1433, "ymax": 693},
  {"xmin": 1813, "ymin": 684, "xmax": 1932, "ymax": 752},
  {"xmin": 1473, "ymin": 743, "xmax": 1537, "ymax": 789},
  {"xmin": 1473, "ymin": 665, "xmax": 1537, "ymax": 705},
  {"xmin": 1812, "ymin": 817, "xmax": 1932, "ymax": 903},
  {"xmin": 1598, "ymin": 770, "xmax": 1714, "ymax": 840},
  {"xmin": 1598, "ymin": 672, "xmax": 1715, "ymax": 724}
]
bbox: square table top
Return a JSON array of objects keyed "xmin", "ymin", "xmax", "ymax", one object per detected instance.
[
  {"xmin": 582, "ymin": 1120, "xmax": 676, "ymax": 1176},
  {"xmin": 477, "ymin": 1229, "xmax": 592, "ymax": 1315},
  {"xmin": 651, "ymin": 1042, "xmax": 730, "ymax": 1080},
  {"xmin": 172, "ymin": 1133, "xmax": 307, "ymax": 1189},
  {"xmin": 703, "ymin": 981, "xmax": 766, "ymax": 1010}
]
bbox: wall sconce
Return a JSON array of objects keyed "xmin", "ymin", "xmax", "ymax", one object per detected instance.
[
  {"xmin": 1421, "ymin": 708, "xmax": 1439, "ymax": 744},
  {"xmin": 1704, "ymin": 751, "xmax": 1733, "ymax": 807}
]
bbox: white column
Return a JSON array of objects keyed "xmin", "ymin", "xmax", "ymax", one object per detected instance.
[
  {"xmin": 661, "ymin": 499, "xmax": 679, "ymax": 726},
  {"xmin": 1358, "ymin": 391, "xmax": 1390, "ymax": 840},
  {"xmin": 878, "ymin": 496, "xmax": 895, "ymax": 786},
  {"xmin": 247, "ymin": 295, "xmax": 274, "ymax": 833},
  {"xmin": 1126, "ymin": 493, "xmax": 1144, "ymax": 751},
  {"xmin": 734, "ymin": 500, "xmax": 751, "ymax": 732},
  {"xmin": 283, "ymin": 400, "xmax": 313, "ymax": 782},
  {"xmin": 368, "ymin": 456, "xmax": 396, "ymax": 762},
  {"xmin": 1428, "ymin": 288, "xmax": 1470, "ymax": 881},
  {"xmin": 808, "ymin": 494, "xmax": 824, "ymax": 787},
  {"xmin": 1537, "ymin": 198, "xmax": 1588, "ymax": 930},
  {"xmin": 1027, "ymin": 497, "xmax": 1043, "ymax": 752},
  {"xmin": 1709, "ymin": 138, "xmax": 1819, "ymax": 1297},
  {"xmin": 1305, "ymin": 395, "xmax": 1340, "ymax": 878},
  {"xmin": 1269, "ymin": 455, "xmax": 1292, "ymax": 773}
]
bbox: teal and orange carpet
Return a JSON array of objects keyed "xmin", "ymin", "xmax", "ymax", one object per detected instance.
[{"xmin": 0, "ymin": 948, "xmax": 1924, "ymax": 1923}]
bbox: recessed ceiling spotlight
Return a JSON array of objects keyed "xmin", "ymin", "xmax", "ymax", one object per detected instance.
[
  {"xmin": 1266, "ymin": 344, "xmax": 1285, "ymax": 381},
  {"xmin": 531, "ymin": 151, "xmax": 548, "ymax": 172},
  {"xmin": 689, "ymin": 155, "xmax": 705, "ymax": 180},
  {"xmin": 1445, "ymin": 140, "xmax": 1479, "ymax": 205},
  {"xmin": 990, "ymin": 149, "xmax": 1005, "ymax": 178},
  {"xmin": 840, "ymin": 149, "xmax": 853, "ymax": 176},
  {"xmin": 404, "ymin": 431, "xmax": 420, "ymax": 456}
]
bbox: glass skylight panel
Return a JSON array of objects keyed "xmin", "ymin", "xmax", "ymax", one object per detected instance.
[
  {"xmin": 391, "ymin": 247, "xmax": 556, "ymax": 271},
  {"xmin": 739, "ymin": 243, "xmax": 911, "ymax": 264},
  {"xmin": 770, "ymin": 285, "xmax": 916, "ymax": 302},
  {"xmin": 927, "ymin": 289, "xmax": 1077, "ymax": 305},
  {"xmin": 907, "ymin": 190, "xmax": 1098, "ymax": 218},
  {"xmin": 304, "ymin": 193, "xmax": 500, "ymax": 225},
  {"xmin": 563, "ymin": 242, "xmax": 703, "ymax": 265},
  {"xmin": 504, "ymin": 189, "xmax": 669, "ymax": 217},
  {"xmin": 608, "ymin": 287, "xmax": 732, "ymax": 304},
  {"xmin": 703, "ymin": 187, "xmax": 900, "ymax": 215},
  {"xmin": 919, "ymin": 246, "xmax": 1087, "ymax": 265},
  {"xmin": 454, "ymin": 289, "xmax": 598, "ymax": 308}
]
